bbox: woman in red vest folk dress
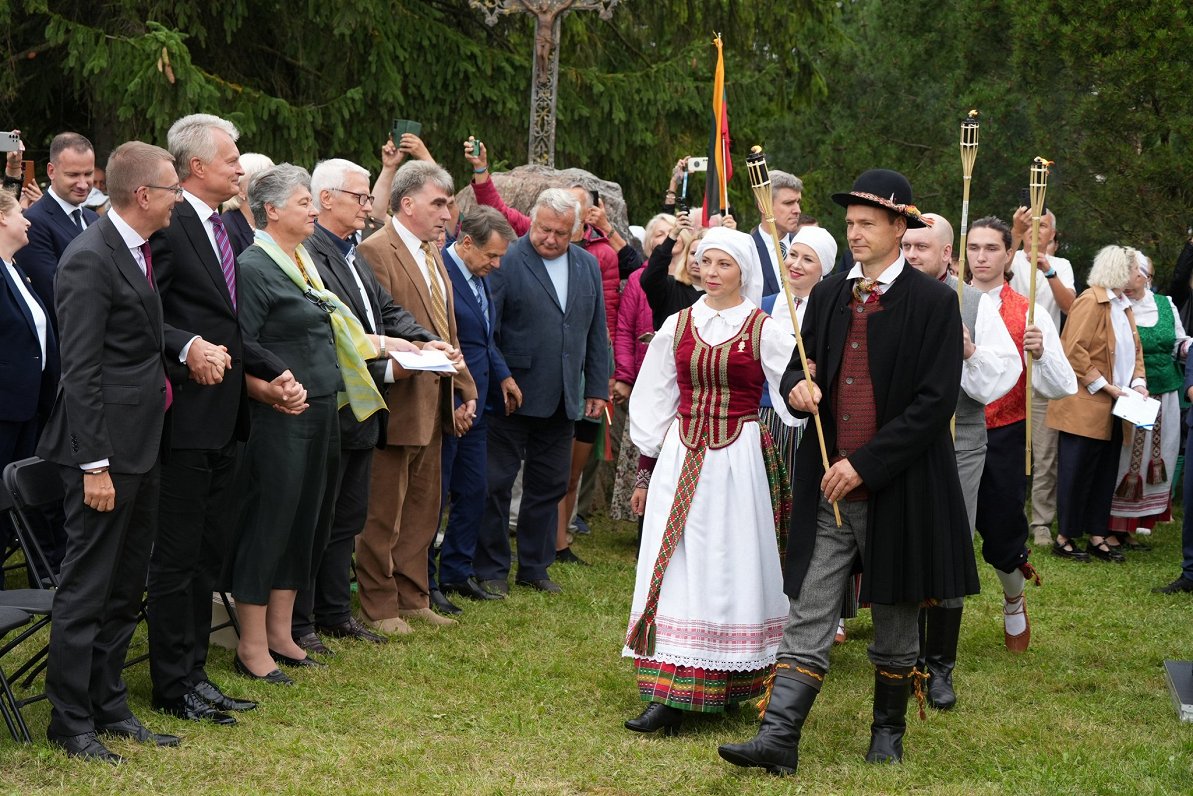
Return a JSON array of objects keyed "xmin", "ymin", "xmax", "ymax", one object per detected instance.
[{"xmin": 621, "ymin": 227, "xmax": 796, "ymax": 736}]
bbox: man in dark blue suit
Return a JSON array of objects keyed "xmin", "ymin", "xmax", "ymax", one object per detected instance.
[
  {"xmin": 750, "ymin": 169, "xmax": 802, "ymax": 297},
  {"xmin": 432, "ymin": 207, "xmax": 517, "ymax": 610},
  {"xmin": 20, "ymin": 133, "xmax": 99, "ymax": 328},
  {"xmin": 473, "ymin": 189, "xmax": 609, "ymax": 595}
]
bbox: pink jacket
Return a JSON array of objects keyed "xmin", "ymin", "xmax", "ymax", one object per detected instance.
[
  {"xmin": 472, "ymin": 178, "xmax": 620, "ymax": 339},
  {"xmin": 614, "ymin": 268, "xmax": 653, "ymax": 384}
]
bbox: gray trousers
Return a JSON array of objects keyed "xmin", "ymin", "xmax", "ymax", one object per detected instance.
[
  {"xmin": 777, "ymin": 497, "xmax": 920, "ymax": 675},
  {"xmin": 938, "ymin": 440, "xmax": 986, "ymax": 610}
]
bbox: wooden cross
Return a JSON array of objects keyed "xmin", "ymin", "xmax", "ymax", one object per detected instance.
[{"xmin": 470, "ymin": 0, "xmax": 620, "ymax": 167}]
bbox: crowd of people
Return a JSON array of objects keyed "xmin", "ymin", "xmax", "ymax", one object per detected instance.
[{"xmin": 2, "ymin": 117, "xmax": 1192, "ymax": 776}]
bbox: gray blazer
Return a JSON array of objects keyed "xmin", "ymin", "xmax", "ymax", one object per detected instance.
[
  {"xmin": 37, "ymin": 215, "xmax": 167, "ymax": 474},
  {"xmin": 488, "ymin": 235, "xmax": 609, "ymax": 420}
]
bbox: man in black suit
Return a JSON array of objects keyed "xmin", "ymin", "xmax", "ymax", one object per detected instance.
[
  {"xmin": 293, "ymin": 157, "xmax": 442, "ymax": 651},
  {"xmin": 20, "ymin": 132, "xmax": 99, "ymax": 329},
  {"xmin": 36, "ymin": 141, "xmax": 184, "ymax": 762},
  {"xmin": 146, "ymin": 114, "xmax": 298, "ymax": 726}
]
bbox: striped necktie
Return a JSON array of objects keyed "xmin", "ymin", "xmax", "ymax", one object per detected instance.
[
  {"xmin": 420, "ymin": 242, "xmax": 450, "ymax": 337},
  {"xmin": 209, "ymin": 212, "xmax": 238, "ymax": 310}
]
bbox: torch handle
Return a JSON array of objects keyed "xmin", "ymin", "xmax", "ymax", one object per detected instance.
[
  {"xmin": 1025, "ymin": 217, "xmax": 1041, "ymax": 476},
  {"xmin": 957, "ymin": 177, "xmax": 972, "ymax": 307},
  {"xmin": 763, "ymin": 216, "xmax": 842, "ymax": 527}
]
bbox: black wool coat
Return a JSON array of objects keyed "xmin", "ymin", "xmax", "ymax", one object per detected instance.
[{"xmin": 780, "ymin": 264, "xmax": 981, "ymax": 605}]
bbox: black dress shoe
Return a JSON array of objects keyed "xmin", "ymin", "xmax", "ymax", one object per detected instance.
[
  {"xmin": 317, "ymin": 617, "xmax": 389, "ymax": 644},
  {"xmin": 270, "ymin": 648, "xmax": 328, "ymax": 668},
  {"xmin": 234, "ymin": 655, "xmax": 294, "ymax": 685},
  {"xmin": 515, "ymin": 578, "xmax": 563, "ymax": 594},
  {"xmin": 193, "ymin": 680, "xmax": 257, "ymax": 711},
  {"xmin": 1153, "ymin": 576, "xmax": 1193, "ymax": 594},
  {"xmin": 96, "ymin": 715, "xmax": 181, "ymax": 747},
  {"xmin": 1052, "ymin": 539, "xmax": 1090, "ymax": 561},
  {"xmin": 1087, "ymin": 540, "xmax": 1126, "ymax": 563},
  {"xmin": 294, "ymin": 631, "xmax": 334, "ymax": 656},
  {"xmin": 48, "ymin": 730, "xmax": 124, "ymax": 764},
  {"xmin": 153, "ymin": 691, "xmax": 237, "ymax": 725},
  {"xmin": 624, "ymin": 703, "xmax": 683, "ymax": 736},
  {"xmin": 442, "ymin": 576, "xmax": 504, "ymax": 601},
  {"xmin": 554, "ymin": 547, "xmax": 590, "ymax": 566},
  {"xmin": 479, "ymin": 578, "xmax": 510, "ymax": 597},
  {"xmin": 430, "ymin": 588, "xmax": 463, "ymax": 616}
]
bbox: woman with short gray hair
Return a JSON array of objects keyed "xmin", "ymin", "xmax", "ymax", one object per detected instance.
[{"xmin": 231, "ymin": 164, "xmax": 386, "ymax": 683}]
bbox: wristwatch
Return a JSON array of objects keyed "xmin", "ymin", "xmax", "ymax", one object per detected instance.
[
  {"xmin": 1044, "ymin": 268, "xmax": 1057, "ymax": 279},
  {"xmin": 84, "ymin": 467, "xmax": 109, "ymax": 475}
]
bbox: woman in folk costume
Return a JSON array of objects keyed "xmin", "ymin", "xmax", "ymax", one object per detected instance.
[
  {"xmin": 759, "ymin": 226, "xmax": 857, "ymax": 645},
  {"xmin": 622, "ymin": 227, "xmax": 796, "ymax": 736},
  {"xmin": 1109, "ymin": 250, "xmax": 1190, "ymax": 542}
]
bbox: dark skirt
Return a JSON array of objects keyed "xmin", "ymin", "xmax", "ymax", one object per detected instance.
[{"xmin": 231, "ymin": 395, "xmax": 340, "ymax": 605}]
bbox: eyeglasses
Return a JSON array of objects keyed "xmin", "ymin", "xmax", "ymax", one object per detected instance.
[
  {"xmin": 333, "ymin": 188, "xmax": 375, "ymax": 207},
  {"xmin": 141, "ymin": 184, "xmax": 184, "ymax": 198},
  {"xmin": 302, "ymin": 289, "xmax": 337, "ymax": 315}
]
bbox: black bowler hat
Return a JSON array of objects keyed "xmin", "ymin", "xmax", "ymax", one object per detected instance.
[{"xmin": 831, "ymin": 169, "xmax": 930, "ymax": 229}]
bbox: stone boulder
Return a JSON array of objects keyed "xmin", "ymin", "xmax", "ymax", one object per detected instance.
[{"xmin": 454, "ymin": 164, "xmax": 630, "ymax": 242}]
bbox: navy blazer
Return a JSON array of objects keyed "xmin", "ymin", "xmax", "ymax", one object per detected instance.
[
  {"xmin": 0, "ymin": 258, "xmax": 59, "ymax": 422},
  {"xmin": 488, "ymin": 235, "xmax": 609, "ymax": 421},
  {"xmin": 752, "ymin": 226, "xmax": 781, "ymax": 297},
  {"xmin": 21, "ymin": 193, "xmax": 99, "ymax": 327},
  {"xmin": 442, "ymin": 244, "xmax": 505, "ymax": 414}
]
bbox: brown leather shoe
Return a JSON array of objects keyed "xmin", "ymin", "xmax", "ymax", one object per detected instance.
[
  {"xmin": 356, "ymin": 612, "xmax": 413, "ymax": 635},
  {"xmin": 1003, "ymin": 592, "xmax": 1030, "ymax": 653}
]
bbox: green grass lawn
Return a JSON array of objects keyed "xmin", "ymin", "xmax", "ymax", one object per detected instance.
[{"xmin": 2, "ymin": 513, "xmax": 1193, "ymax": 795}]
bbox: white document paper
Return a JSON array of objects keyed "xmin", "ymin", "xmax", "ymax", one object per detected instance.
[
  {"xmin": 1112, "ymin": 390, "xmax": 1161, "ymax": 428},
  {"xmin": 390, "ymin": 348, "xmax": 457, "ymax": 374}
]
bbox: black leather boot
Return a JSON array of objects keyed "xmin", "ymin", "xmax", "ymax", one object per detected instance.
[
  {"xmin": 865, "ymin": 666, "xmax": 912, "ymax": 764},
  {"xmin": 923, "ymin": 605, "xmax": 961, "ymax": 710},
  {"xmin": 624, "ymin": 702, "xmax": 683, "ymax": 736},
  {"xmin": 718, "ymin": 670, "xmax": 820, "ymax": 776}
]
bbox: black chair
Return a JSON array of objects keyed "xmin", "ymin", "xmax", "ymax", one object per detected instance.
[{"xmin": 0, "ymin": 607, "xmax": 34, "ymax": 743}]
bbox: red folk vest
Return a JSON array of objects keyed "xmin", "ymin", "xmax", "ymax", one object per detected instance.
[
  {"xmin": 986, "ymin": 284, "xmax": 1029, "ymax": 429},
  {"xmin": 672, "ymin": 306, "xmax": 767, "ymax": 450},
  {"xmin": 833, "ymin": 293, "xmax": 884, "ymax": 500}
]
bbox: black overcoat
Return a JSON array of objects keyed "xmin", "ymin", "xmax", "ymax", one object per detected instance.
[{"xmin": 780, "ymin": 264, "xmax": 981, "ymax": 605}]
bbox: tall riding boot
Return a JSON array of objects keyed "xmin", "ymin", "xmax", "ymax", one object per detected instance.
[
  {"xmin": 718, "ymin": 667, "xmax": 821, "ymax": 776},
  {"xmin": 923, "ymin": 604, "xmax": 961, "ymax": 710},
  {"xmin": 865, "ymin": 666, "xmax": 913, "ymax": 764}
]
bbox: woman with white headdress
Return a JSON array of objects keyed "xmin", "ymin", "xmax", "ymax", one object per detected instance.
[{"xmin": 621, "ymin": 227, "xmax": 796, "ymax": 736}]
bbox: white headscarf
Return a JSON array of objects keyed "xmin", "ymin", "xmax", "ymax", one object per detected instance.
[
  {"xmin": 694, "ymin": 227, "xmax": 764, "ymax": 307},
  {"xmin": 790, "ymin": 226, "xmax": 838, "ymax": 279}
]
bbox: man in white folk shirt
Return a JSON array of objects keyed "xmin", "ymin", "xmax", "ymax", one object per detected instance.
[
  {"xmin": 1009, "ymin": 207, "xmax": 1077, "ymax": 546},
  {"xmin": 902, "ymin": 212, "xmax": 1021, "ymax": 710}
]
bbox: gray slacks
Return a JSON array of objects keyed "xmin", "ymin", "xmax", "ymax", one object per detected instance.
[{"xmin": 777, "ymin": 496, "xmax": 920, "ymax": 674}]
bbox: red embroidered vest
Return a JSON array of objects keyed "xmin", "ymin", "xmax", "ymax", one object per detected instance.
[
  {"xmin": 833, "ymin": 294, "xmax": 883, "ymax": 499},
  {"xmin": 672, "ymin": 307, "xmax": 767, "ymax": 450},
  {"xmin": 986, "ymin": 284, "xmax": 1029, "ymax": 429}
]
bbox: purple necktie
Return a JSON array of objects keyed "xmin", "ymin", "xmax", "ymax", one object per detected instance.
[
  {"xmin": 140, "ymin": 242, "xmax": 173, "ymax": 411},
  {"xmin": 209, "ymin": 212, "xmax": 238, "ymax": 310}
]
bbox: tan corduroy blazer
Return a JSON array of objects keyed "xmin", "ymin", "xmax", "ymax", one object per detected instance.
[
  {"xmin": 358, "ymin": 221, "xmax": 476, "ymax": 447},
  {"xmin": 1046, "ymin": 285, "xmax": 1145, "ymax": 441}
]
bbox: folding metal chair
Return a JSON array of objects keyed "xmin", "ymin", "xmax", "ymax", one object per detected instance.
[{"xmin": 0, "ymin": 607, "xmax": 34, "ymax": 743}]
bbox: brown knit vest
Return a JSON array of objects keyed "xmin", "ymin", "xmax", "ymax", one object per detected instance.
[{"xmin": 832, "ymin": 294, "xmax": 883, "ymax": 500}]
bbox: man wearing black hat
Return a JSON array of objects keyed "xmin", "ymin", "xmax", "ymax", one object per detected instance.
[{"xmin": 719, "ymin": 169, "xmax": 980, "ymax": 776}]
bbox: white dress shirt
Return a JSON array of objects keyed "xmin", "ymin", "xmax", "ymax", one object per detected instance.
[
  {"xmin": 1009, "ymin": 251, "xmax": 1075, "ymax": 330},
  {"xmin": 983, "ymin": 285, "xmax": 1077, "ymax": 399},
  {"xmin": 391, "ymin": 216, "xmax": 446, "ymax": 298},
  {"xmin": 1085, "ymin": 292, "xmax": 1142, "ymax": 394},
  {"xmin": 48, "ymin": 187, "xmax": 88, "ymax": 229},
  {"xmin": 960, "ymin": 293, "xmax": 1022, "ymax": 404}
]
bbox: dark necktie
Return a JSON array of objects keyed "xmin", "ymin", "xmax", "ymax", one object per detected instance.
[
  {"xmin": 70, "ymin": 208, "xmax": 84, "ymax": 231},
  {"xmin": 209, "ymin": 212, "xmax": 238, "ymax": 310},
  {"xmin": 140, "ymin": 242, "xmax": 173, "ymax": 411}
]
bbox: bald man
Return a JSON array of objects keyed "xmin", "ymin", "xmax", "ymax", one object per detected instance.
[{"xmin": 902, "ymin": 212, "xmax": 1020, "ymax": 710}]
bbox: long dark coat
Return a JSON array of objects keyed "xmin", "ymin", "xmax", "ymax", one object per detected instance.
[{"xmin": 780, "ymin": 265, "xmax": 980, "ymax": 605}]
